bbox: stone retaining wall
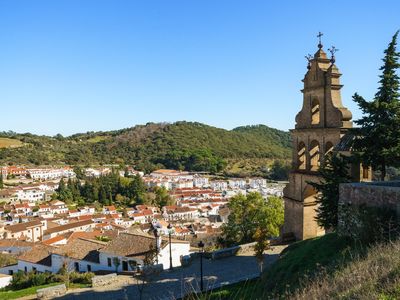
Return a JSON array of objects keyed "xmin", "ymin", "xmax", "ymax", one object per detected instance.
[
  {"xmin": 338, "ymin": 181, "xmax": 400, "ymax": 238},
  {"xmin": 238, "ymin": 242, "xmax": 257, "ymax": 253},
  {"xmin": 339, "ymin": 181, "xmax": 400, "ymax": 211},
  {"xmin": 37, "ymin": 284, "xmax": 66, "ymax": 299},
  {"xmin": 92, "ymin": 273, "xmax": 118, "ymax": 287},
  {"xmin": 142, "ymin": 264, "xmax": 163, "ymax": 276},
  {"xmin": 181, "ymin": 242, "xmax": 259, "ymax": 267}
]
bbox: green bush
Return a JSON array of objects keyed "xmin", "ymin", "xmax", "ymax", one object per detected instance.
[
  {"xmin": 69, "ymin": 272, "xmax": 94, "ymax": 284},
  {"xmin": 29, "ymin": 273, "xmax": 49, "ymax": 287},
  {"xmin": 10, "ymin": 271, "xmax": 53, "ymax": 290},
  {"xmin": 340, "ymin": 204, "xmax": 399, "ymax": 244}
]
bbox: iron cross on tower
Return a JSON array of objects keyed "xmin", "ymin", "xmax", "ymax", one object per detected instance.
[
  {"xmin": 328, "ymin": 46, "xmax": 338, "ymax": 64},
  {"xmin": 317, "ymin": 31, "xmax": 323, "ymax": 48}
]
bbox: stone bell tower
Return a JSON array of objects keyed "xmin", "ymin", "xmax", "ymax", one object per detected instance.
[{"xmin": 282, "ymin": 34, "xmax": 354, "ymax": 241}]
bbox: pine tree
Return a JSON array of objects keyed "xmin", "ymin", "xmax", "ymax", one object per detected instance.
[
  {"xmin": 57, "ymin": 178, "xmax": 66, "ymax": 193},
  {"xmin": 99, "ymin": 186, "xmax": 107, "ymax": 204},
  {"xmin": 108, "ymin": 187, "xmax": 113, "ymax": 205},
  {"xmin": 352, "ymin": 31, "xmax": 400, "ymax": 180},
  {"xmin": 309, "ymin": 154, "xmax": 351, "ymax": 230},
  {"xmin": 128, "ymin": 175, "xmax": 146, "ymax": 204}
]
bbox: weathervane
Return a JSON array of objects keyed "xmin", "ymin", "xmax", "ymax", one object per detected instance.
[
  {"xmin": 328, "ymin": 46, "xmax": 338, "ymax": 64},
  {"xmin": 317, "ymin": 32, "xmax": 323, "ymax": 49},
  {"xmin": 305, "ymin": 54, "xmax": 313, "ymax": 69}
]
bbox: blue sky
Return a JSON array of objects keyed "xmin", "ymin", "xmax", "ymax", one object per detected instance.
[{"xmin": 0, "ymin": 1, "xmax": 399, "ymax": 135}]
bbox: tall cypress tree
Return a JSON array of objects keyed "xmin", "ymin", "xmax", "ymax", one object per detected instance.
[
  {"xmin": 309, "ymin": 154, "xmax": 351, "ymax": 230},
  {"xmin": 0, "ymin": 174, "xmax": 3, "ymax": 189},
  {"xmin": 353, "ymin": 31, "xmax": 400, "ymax": 180},
  {"xmin": 57, "ymin": 178, "xmax": 66, "ymax": 193}
]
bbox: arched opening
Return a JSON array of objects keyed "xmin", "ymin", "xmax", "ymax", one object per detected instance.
[
  {"xmin": 297, "ymin": 142, "xmax": 306, "ymax": 170},
  {"xmin": 311, "ymin": 98, "xmax": 320, "ymax": 125},
  {"xmin": 309, "ymin": 140, "xmax": 320, "ymax": 171}
]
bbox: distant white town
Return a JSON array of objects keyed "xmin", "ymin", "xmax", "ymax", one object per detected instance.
[{"xmin": 0, "ymin": 165, "xmax": 284, "ymax": 288}]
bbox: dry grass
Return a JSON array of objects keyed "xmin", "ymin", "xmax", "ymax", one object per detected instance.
[
  {"xmin": 0, "ymin": 138, "xmax": 23, "ymax": 148},
  {"xmin": 195, "ymin": 234, "xmax": 400, "ymax": 299},
  {"xmin": 292, "ymin": 240, "xmax": 400, "ymax": 300}
]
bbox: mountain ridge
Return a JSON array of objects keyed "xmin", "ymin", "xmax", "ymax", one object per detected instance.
[{"xmin": 0, "ymin": 121, "xmax": 291, "ymax": 176}]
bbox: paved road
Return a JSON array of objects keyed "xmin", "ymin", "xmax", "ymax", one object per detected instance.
[{"xmin": 56, "ymin": 245, "xmax": 286, "ymax": 300}]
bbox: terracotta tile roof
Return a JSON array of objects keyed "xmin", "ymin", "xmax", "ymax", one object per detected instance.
[
  {"xmin": 109, "ymin": 223, "xmax": 126, "ymax": 230},
  {"xmin": 132, "ymin": 212, "xmax": 145, "ymax": 217},
  {"xmin": 175, "ymin": 227, "xmax": 191, "ymax": 234},
  {"xmin": 5, "ymin": 220, "xmax": 43, "ymax": 233},
  {"xmin": 14, "ymin": 204, "xmax": 30, "ymax": 209},
  {"xmin": 164, "ymin": 205, "xmax": 178, "ymax": 211},
  {"xmin": 42, "ymin": 235, "xmax": 66, "ymax": 246},
  {"xmin": 0, "ymin": 239, "xmax": 34, "ymax": 248},
  {"xmin": 90, "ymin": 213, "xmax": 106, "ymax": 219},
  {"xmin": 52, "ymin": 238, "xmax": 107, "ymax": 263},
  {"xmin": 135, "ymin": 205, "xmax": 148, "ymax": 210},
  {"xmin": 141, "ymin": 209, "xmax": 153, "ymax": 216},
  {"xmin": 100, "ymin": 230, "xmax": 120, "ymax": 240},
  {"xmin": 106, "ymin": 213, "xmax": 120, "ymax": 219},
  {"xmin": 95, "ymin": 223, "xmax": 109, "ymax": 228},
  {"xmin": 77, "ymin": 215, "xmax": 93, "ymax": 221},
  {"xmin": 68, "ymin": 230, "xmax": 102, "ymax": 242},
  {"xmin": 99, "ymin": 232, "xmax": 165, "ymax": 260},
  {"xmin": 44, "ymin": 219, "xmax": 94, "ymax": 235},
  {"xmin": 46, "ymin": 221, "xmax": 61, "ymax": 229},
  {"xmin": 174, "ymin": 207, "xmax": 195, "ymax": 213},
  {"xmin": 103, "ymin": 205, "xmax": 116, "ymax": 211},
  {"xmin": 17, "ymin": 244, "xmax": 54, "ymax": 266},
  {"xmin": 99, "ymin": 231, "xmax": 188, "ymax": 259}
]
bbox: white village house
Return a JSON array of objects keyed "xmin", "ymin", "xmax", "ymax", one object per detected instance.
[{"xmin": 0, "ymin": 231, "xmax": 191, "ymax": 275}]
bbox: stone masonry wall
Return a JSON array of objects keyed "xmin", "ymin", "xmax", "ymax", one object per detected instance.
[
  {"xmin": 37, "ymin": 284, "xmax": 66, "ymax": 299},
  {"xmin": 338, "ymin": 181, "xmax": 400, "ymax": 237},
  {"xmin": 92, "ymin": 273, "xmax": 118, "ymax": 287}
]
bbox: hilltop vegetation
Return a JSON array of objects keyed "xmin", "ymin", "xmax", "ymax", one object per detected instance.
[{"xmin": 0, "ymin": 122, "xmax": 291, "ymax": 176}]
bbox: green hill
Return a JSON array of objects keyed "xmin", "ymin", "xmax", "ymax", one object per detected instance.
[{"xmin": 0, "ymin": 122, "xmax": 291, "ymax": 175}]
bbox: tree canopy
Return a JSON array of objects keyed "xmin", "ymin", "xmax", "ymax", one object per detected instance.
[
  {"xmin": 352, "ymin": 31, "xmax": 400, "ymax": 180},
  {"xmin": 309, "ymin": 154, "xmax": 351, "ymax": 230},
  {"xmin": 221, "ymin": 192, "xmax": 284, "ymax": 246}
]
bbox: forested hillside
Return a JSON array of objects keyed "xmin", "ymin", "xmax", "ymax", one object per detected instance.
[{"xmin": 0, "ymin": 122, "xmax": 291, "ymax": 175}]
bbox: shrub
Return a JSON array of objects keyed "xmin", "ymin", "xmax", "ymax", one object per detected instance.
[
  {"xmin": 69, "ymin": 272, "xmax": 94, "ymax": 284},
  {"xmin": 10, "ymin": 271, "xmax": 52, "ymax": 290},
  {"xmin": 340, "ymin": 204, "xmax": 399, "ymax": 244},
  {"xmin": 10, "ymin": 271, "xmax": 29, "ymax": 290},
  {"xmin": 30, "ymin": 272, "xmax": 50, "ymax": 287}
]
